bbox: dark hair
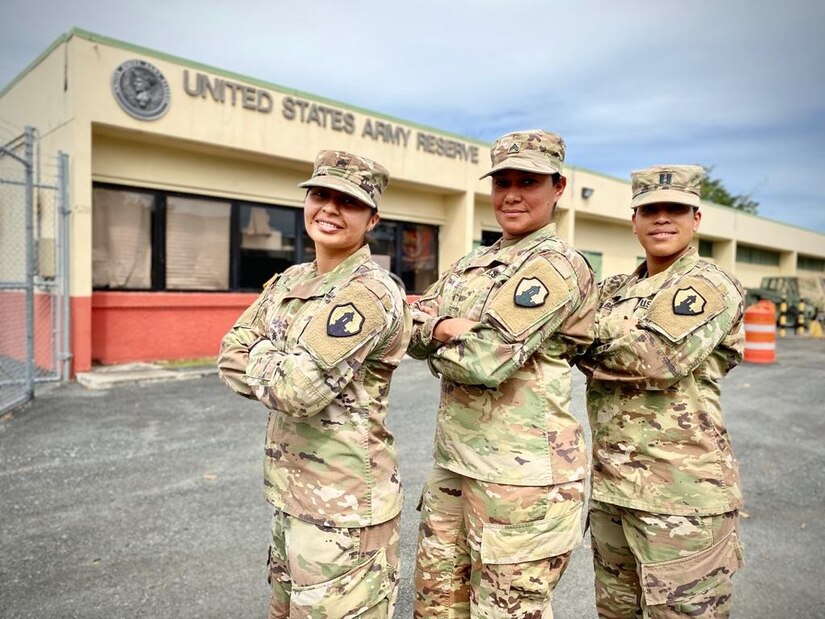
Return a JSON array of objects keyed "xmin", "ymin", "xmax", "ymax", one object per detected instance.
[
  {"xmin": 363, "ymin": 208, "xmax": 378, "ymax": 247},
  {"xmin": 550, "ymin": 172, "xmax": 562, "ymax": 186}
]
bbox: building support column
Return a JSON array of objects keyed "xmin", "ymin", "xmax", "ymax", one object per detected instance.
[
  {"xmin": 440, "ymin": 190, "xmax": 474, "ymax": 274},
  {"xmin": 779, "ymin": 250, "xmax": 796, "ymax": 275},
  {"xmin": 70, "ymin": 122, "xmax": 93, "ymax": 374},
  {"xmin": 714, "ymin": 239, "xmax": 736, "ymax": 274},
  {"xmin": 555, "ymin": 207, "xmax": 575, "ymax": 246}
]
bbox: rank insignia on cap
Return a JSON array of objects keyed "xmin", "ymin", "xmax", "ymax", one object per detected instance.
[
  {"xmin": 672, "ymin": 287, "xmax": 706, "ymax": 316},
  {"xmin": 326, "ymin": 303, "xmax": 365, "ymax": 337},
  {"xmin": 514, "ymin": 277, "xmax": 549, "ymax": 308},
  {"xmin": 508, "ymin": 143, "xmax": 520, "ymax": 154},
  {"xmin": 659, "ymin": 172, "xmax": 673, "ymax": 185}
]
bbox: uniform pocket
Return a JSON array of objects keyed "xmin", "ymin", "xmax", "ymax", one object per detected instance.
[
  {"xmin": 480, "ymin": 502, "xmax": 583, "ymax": 564},
  {"xmin": 641, "ymin": 526, "xmax": 743, "ymax": 606},
  {"xmin": 289, "ymin": 547, "xmax": 393, "ymax": 618}
]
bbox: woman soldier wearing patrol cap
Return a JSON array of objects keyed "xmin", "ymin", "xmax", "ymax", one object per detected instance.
[
  {"xmin": 578, "ymin": 165, "xmax": 745, "ymax": 618},
  {"xmin": 217, "ymin": 151, "xmax": 411, "ymax": 618},
  {"xmin": 408, "ymin": 130, "xmax": 598, "ymax": 618}
]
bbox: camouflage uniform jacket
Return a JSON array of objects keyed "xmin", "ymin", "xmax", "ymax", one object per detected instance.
[
  {"xmin": 408, "ymin": 223, "xmax": 597, "ymax": 486},
  {"xmin": 579, "ymin": 248, "xmax": 744, "ymax": 516},
  {"xmin": 217, "ymin": 246, "xmax": 412, "ymax": 528}
]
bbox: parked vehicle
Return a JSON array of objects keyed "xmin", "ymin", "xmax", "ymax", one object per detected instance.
[{"xmin": 745, "ymin": 276, "xmax": 825, "ymax": 328}]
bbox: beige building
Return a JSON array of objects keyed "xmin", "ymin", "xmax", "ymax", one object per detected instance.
[{"xmin": 2, "ymin": 28, "xmax": 824, "ymax": 373}]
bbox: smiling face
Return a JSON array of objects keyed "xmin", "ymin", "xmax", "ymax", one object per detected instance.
[
  {"xmin": 303, "ymin": 187, "xmax": 379, "ymax": 258},
  {"xmin": 490, "ymin": 169, "xmax": 566, "ymax": 239},
  {"xmin": 632, "ymin": 202, "xmax": 702, "ymax": 274}
]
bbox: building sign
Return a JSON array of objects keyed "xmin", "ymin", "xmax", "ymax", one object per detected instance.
[
  {"xmin": 182, "ymin": 69, "xmax": 479, "ymax": 163},
  {"xmin": 111, "ymin": 60, "xmax": 171, "ymax": 120},
  {"xmin": 183, "ymin": 70, "xmax": 273, "ymax": 113}
]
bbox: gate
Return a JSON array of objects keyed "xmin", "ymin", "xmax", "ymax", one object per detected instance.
[{"xmin": 0, "ymin": 126, "xmax": 70, "ymax": 413}]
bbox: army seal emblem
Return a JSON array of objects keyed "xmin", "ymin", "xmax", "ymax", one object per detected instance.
[{"xmin": 111, "ymin": 59, "xmax": 170, "ymax": 120}]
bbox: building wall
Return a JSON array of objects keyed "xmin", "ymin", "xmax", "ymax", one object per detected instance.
[
  {"xmin": 735, "ymin": 262, "xmax": 782, "ymax": 289},
  {"xmin": 574, "ymin": 216, "xmax": 643, "ymax": 279}
]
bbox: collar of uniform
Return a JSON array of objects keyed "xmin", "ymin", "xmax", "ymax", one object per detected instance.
[
  {"xmin": 284, "ymin": 245, "xmax": 372, "ymax": 299},
  {"xmin": 469, "ymin": 222, "xmax": 557, "ymax": 267},
  {"xmin": 625, "ymin": 246, "xmax": 700, "ymax": 296}
]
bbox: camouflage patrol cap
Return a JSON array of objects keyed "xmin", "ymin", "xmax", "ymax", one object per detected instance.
[
  {"xmin": 480, "ymin": 130, "xmax": 565, "ymax": 179},
  {"xmin": 631, "ymin": 164, "xmax": 704, "ymax": 209},
  {"xmin": 299, "ymin": 150, "xmax": 389, "ymax": 210}
]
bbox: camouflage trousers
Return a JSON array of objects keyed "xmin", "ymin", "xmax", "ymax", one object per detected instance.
[
  {"xmin": 590, "ymin": 501, "xmax": 744, "ymax": 619},
  {"xmin": 414, "ymin": 466, "xmax": 585, "ymax": 618},
  {"xmin": 267, "ymin": 509, "xmax": 400, "ymax": 619}
]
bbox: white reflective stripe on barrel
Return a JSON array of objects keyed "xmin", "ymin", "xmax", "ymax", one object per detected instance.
[
  {"xmin": 744, "ymin": 342, "xmax": 776, "ymax": 350},
  {"xmin": 744, "ymin": 324, "xmax": 776, "ymax": 333}
]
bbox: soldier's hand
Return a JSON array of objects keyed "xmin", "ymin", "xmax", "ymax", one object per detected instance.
[
  {"xmin": 419, "ymin": 305, "xmax": 437, "ymax": 317},
  {"xmin": 247, "ymin": 336, "xmax": 277, "ymax": 359},
  {"xmin": 434, "ymin": 318, "xmax": 477, "ymax": 342}
]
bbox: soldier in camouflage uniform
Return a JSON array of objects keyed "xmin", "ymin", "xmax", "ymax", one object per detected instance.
[
  {"xmin": 578, "ymin": 165, "xmax": 745, "ymax": 618},
  {"xmin": 408, "ymin": 130, "xmax": 598, "ymax": 618},
  {"xmin": 217, "ymin": 151, "xmax": 412, "ymax": 618}
]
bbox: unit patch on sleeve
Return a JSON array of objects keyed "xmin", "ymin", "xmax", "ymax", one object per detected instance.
[
  {"xmin": 301, "ymin": 283, "xmax": 384, "ymax": 368},
  {"xmin": 326, "ymin": 303, "xmax": 365, "ymax": 337},
  {"xmin": 514, "ymin": 277, "xmax": 549, "ymax": 307},
  {"xmin": 672, "ymin": 287, "xmax": 706, "ymax": 316},
  {"xmin": 646, "ymin": 277, "xmax": 725, "ymax": 342},
  {"xmin": 487, "ymin": 257, "xmax": 569, "ymax": 338}
]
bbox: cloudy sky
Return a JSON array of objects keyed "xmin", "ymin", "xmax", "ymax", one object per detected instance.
[{"xmin": 2, "ymin": 0, "xmax": 824, "ymax": 232}]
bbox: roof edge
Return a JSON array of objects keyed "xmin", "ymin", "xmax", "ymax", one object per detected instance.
[{"xmin": 0, "ymin": 29, "xmax": 75, "ymax": 98}]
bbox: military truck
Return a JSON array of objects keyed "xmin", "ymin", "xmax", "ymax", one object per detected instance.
[{"xmin": 745, "ymin": 276, "xmax": 825, "ymax": 328}]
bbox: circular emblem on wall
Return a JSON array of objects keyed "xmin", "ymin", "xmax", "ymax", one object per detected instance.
[{"xmin": 111, "ymin": 59, "xmax": 170, "ymax": 120}]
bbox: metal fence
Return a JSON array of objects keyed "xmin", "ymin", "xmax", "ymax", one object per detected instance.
[{"xmin": 0, "ymin": 125, "xmax": 70, "ymax": 414}]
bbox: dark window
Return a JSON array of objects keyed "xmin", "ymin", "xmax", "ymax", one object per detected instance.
[
  {"xmin": 798, "ymin": 255, "xmax": 825, "ymax": 272},
  {"xmin": 481, "ymin": 230, "xmax": 502, "ymax": 246},
  {"xmin": 92, "ymin": 183, "xmax": 439, "ymax": 293},
  {"xmin": 698, "ymin": 239, "xmax": 714, "ymax": 258},
  {"xmin": 238, "ymin": 204, "xmax": 300, "ymax": 289},
  {"xmin": 736, "ymin": 244, "xmax": 780, "ymax": 266},
  {"xmin": 400, "ymin": 224, "xmax": 438, "ymax": 293}
]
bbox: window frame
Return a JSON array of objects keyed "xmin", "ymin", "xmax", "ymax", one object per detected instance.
[{"xmin": 92, "ymin": 182, "xmax": 439, "ymax": 293}]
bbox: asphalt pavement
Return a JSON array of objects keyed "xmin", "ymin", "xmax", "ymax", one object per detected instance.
[{"xmin": 1, "ymin": 337, "xmax": 823, "ymax": 618}]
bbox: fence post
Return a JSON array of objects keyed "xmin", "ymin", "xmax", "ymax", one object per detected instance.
[
  {"xmin": 24, "ymin": 126, "xmax": 35, "ymax": 400},
  {"xmin": 58, "ymin": 151, "xmax": 72, "ymax": 380}
]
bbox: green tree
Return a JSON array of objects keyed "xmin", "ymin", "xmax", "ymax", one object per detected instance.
[{"xmin": 700, "ymin": 166, "xmax": 759, "ymax": 214}]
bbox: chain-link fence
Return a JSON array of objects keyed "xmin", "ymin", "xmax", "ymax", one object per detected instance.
[{"xmin": 0, "ymin": 124, "xmax": 70, "ymax": 414}]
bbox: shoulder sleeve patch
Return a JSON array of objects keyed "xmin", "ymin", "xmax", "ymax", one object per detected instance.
[
  {"xmin": 301, "ymin": 282, "xmax": 385, "ymax": 368},
  {"xmin": 487, "ymin": 256, "xmax": 570, "ymax": 338},
  {"xmin": 646, "ymin": 276, "xmax": 726, "ymax": 342}
]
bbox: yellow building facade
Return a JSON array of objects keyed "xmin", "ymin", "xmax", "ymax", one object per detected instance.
[{"xmin": 2, "ymin": 29, "xmax": 824, "ymax": 372}]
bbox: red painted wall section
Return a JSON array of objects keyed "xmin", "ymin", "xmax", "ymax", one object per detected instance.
[
  {"xmin": 72, "ymin": 296, "xmax": 92, "ymax": 374},
  {"xmin": 78, "ymin": 291, "xmax": 422, "ymax": 370},
  {"xmin": 90, "ymin": 292, "xmax": 257, "ymax": 366}
]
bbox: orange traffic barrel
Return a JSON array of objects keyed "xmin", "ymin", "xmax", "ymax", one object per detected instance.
[{"xmin": 744, "ymin": 300, "xmax": 776, "ymax": 364}]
